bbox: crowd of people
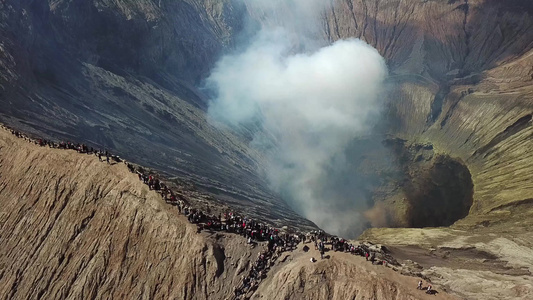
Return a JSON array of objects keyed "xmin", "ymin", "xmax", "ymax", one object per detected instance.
[
  {"xmin": 125, "ymin": 162, "xmax": 304, "ymax": 298},
  {"xmin": 306, "ymin": 231, "xmax": 398, "ymax": 267},
  {"xmin": 417, "ymin": 280, "xmax": 437, "ymax": 295},
  {"xmin": 3, "ymin": 125, "xmax": 436, "ymax": 299},
  {"xmin": 10, "ymin": 127, "xmax": 121, "ymax": 164}
]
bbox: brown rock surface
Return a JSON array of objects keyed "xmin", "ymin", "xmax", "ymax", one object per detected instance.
[
  {"xmin": 0, "ymin": 128, "xmax": 459, "ymax": 299},
  {"xmin": 2, "ymin": 1, "xmax": 533, "ymax": 298},
  {"xmin": 0, "ymin": 0, "xmax": 315, "ymax": 232},
  {"xmin": 360, "ymin": 225, "xmax": 533, "ymax": 300},
  {"xmin": 253, "ymin": 245, "xmax": 457, "ymax": 300},
  {"xmin": 0, "ymin": 128, "xmax": 256, "ymax": 299},
  {"xmin": 318, "ymin": 2, "xmax": 533, "ymax": 298},
  {"xmin": 320, "ymin": 0, "xmax": 533, "ymax": 228}
]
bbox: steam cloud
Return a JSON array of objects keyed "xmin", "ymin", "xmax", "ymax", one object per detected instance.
[{"xmin": 206, "ymin": 1, "xmax": 388, "ymax": 238}]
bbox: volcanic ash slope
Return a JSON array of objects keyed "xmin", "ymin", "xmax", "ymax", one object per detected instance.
[{"xmin": 0, "ymin": 129, "xmax": 458, "ymax": 299}]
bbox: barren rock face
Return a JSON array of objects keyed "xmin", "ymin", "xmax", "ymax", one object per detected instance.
[
  {"xmin": 0, "ymin": 129, "xmax": 259, "ymax": 299},
  {"xmin": 1, "ymin": 1, "xmax": 533, "ymax": 298},
  {"xmin": 0, "ymin": 0, "xmax": 317, "ymax": 230},
  {"xmin": 0, "ymin": 129, "xmax": 459, "ymax": 300},
  {"xmin": 1, "ymin": 0, "xmax": 532, "ymax": 230},
  {"xmin": 253, "ymin": 253, "xmax": 457, "ymax": 300},
  {"xmin": 320, "ymin": 0, "xmax": 533, "ymax": 227},
  {"xmin": 326, "ymin": 0, "xmax": 533, "ymax": 80}
]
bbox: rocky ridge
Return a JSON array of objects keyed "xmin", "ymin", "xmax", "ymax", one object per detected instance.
[
  {"xmin": 0, "ymin": 0, "xmax": 317, "ymax": 230},
  {"xmin": 1, "ymin": 0, "xmax": 532, "ymax": 231},
  {"xmin": 1, "ymin": 1, "xmax": 533, "ymax": 299},
  {"xmin": 318, "ymin": 2, "xmax": 533, "ymax": 298},
  {"xmin": 316, "ymin": 0, "xmax": 533, "ymax": 228},
  {"xmin": 0, "ymin": 127, "xmax": 457, "ymax": 300}
]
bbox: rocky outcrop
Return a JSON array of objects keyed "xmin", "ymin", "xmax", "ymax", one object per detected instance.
[
  {"xmin": 360, "ymin": 225, "xmax": 533, "ymax": 300},
  {"xmin": 252, "ymin": 246, "xmax": 457, "ymax": 300},
  {"xmin": 317, "ymin": 3, "xmax": 533, "ymax": 298}
]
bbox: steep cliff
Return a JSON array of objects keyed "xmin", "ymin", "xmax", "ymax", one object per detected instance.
[
  {"xmin": 1, "ymin": 0, "xmax": 532, "ymax": 230},
  {"xmin": 321, "ymin": 0, "xmax": 533, "ymax": 227},
  {"xmin": 0, "ymin": 0, "xmax": 316, "ymax": 230},
  {"xmin": 318, "ymin": 3, "xmax": 533, "ymax": 297},
  {"xmin": 0, "ymin": 128, "xmax": 257, "ymax": 299},
  {"xmin": 0, "ymin": 129, "xmax": 457, "ymax": 299}
]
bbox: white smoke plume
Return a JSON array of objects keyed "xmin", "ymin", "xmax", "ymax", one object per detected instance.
[{"xmin": 206, "ymin": 0, "xmax": 388, "ymax": 237}]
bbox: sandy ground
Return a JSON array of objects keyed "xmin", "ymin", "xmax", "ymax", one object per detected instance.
[
  {"xmin": 361, "ymin": 227, "xmax": 533, "ymax": 300},
  {"xmin": 253, "ymin": 242, "xmax": 458, "ymax": 300}
]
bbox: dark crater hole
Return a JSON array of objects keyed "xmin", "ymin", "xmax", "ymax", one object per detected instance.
[{"xmin": 405, "ymin": 155, "xmax": 474, "ymax": 228}]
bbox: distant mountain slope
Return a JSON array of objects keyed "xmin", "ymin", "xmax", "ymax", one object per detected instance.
[
  {"xmin": 0, "ymin": 0, "xmax": 315, "ymax": 228},
  {"xmin": 321, "ymin": 0, "xmax": 533, "ymax": 226},
  {"xmin": 0, "ymin": 0, "xmax": 532, "ymax": 231}
]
